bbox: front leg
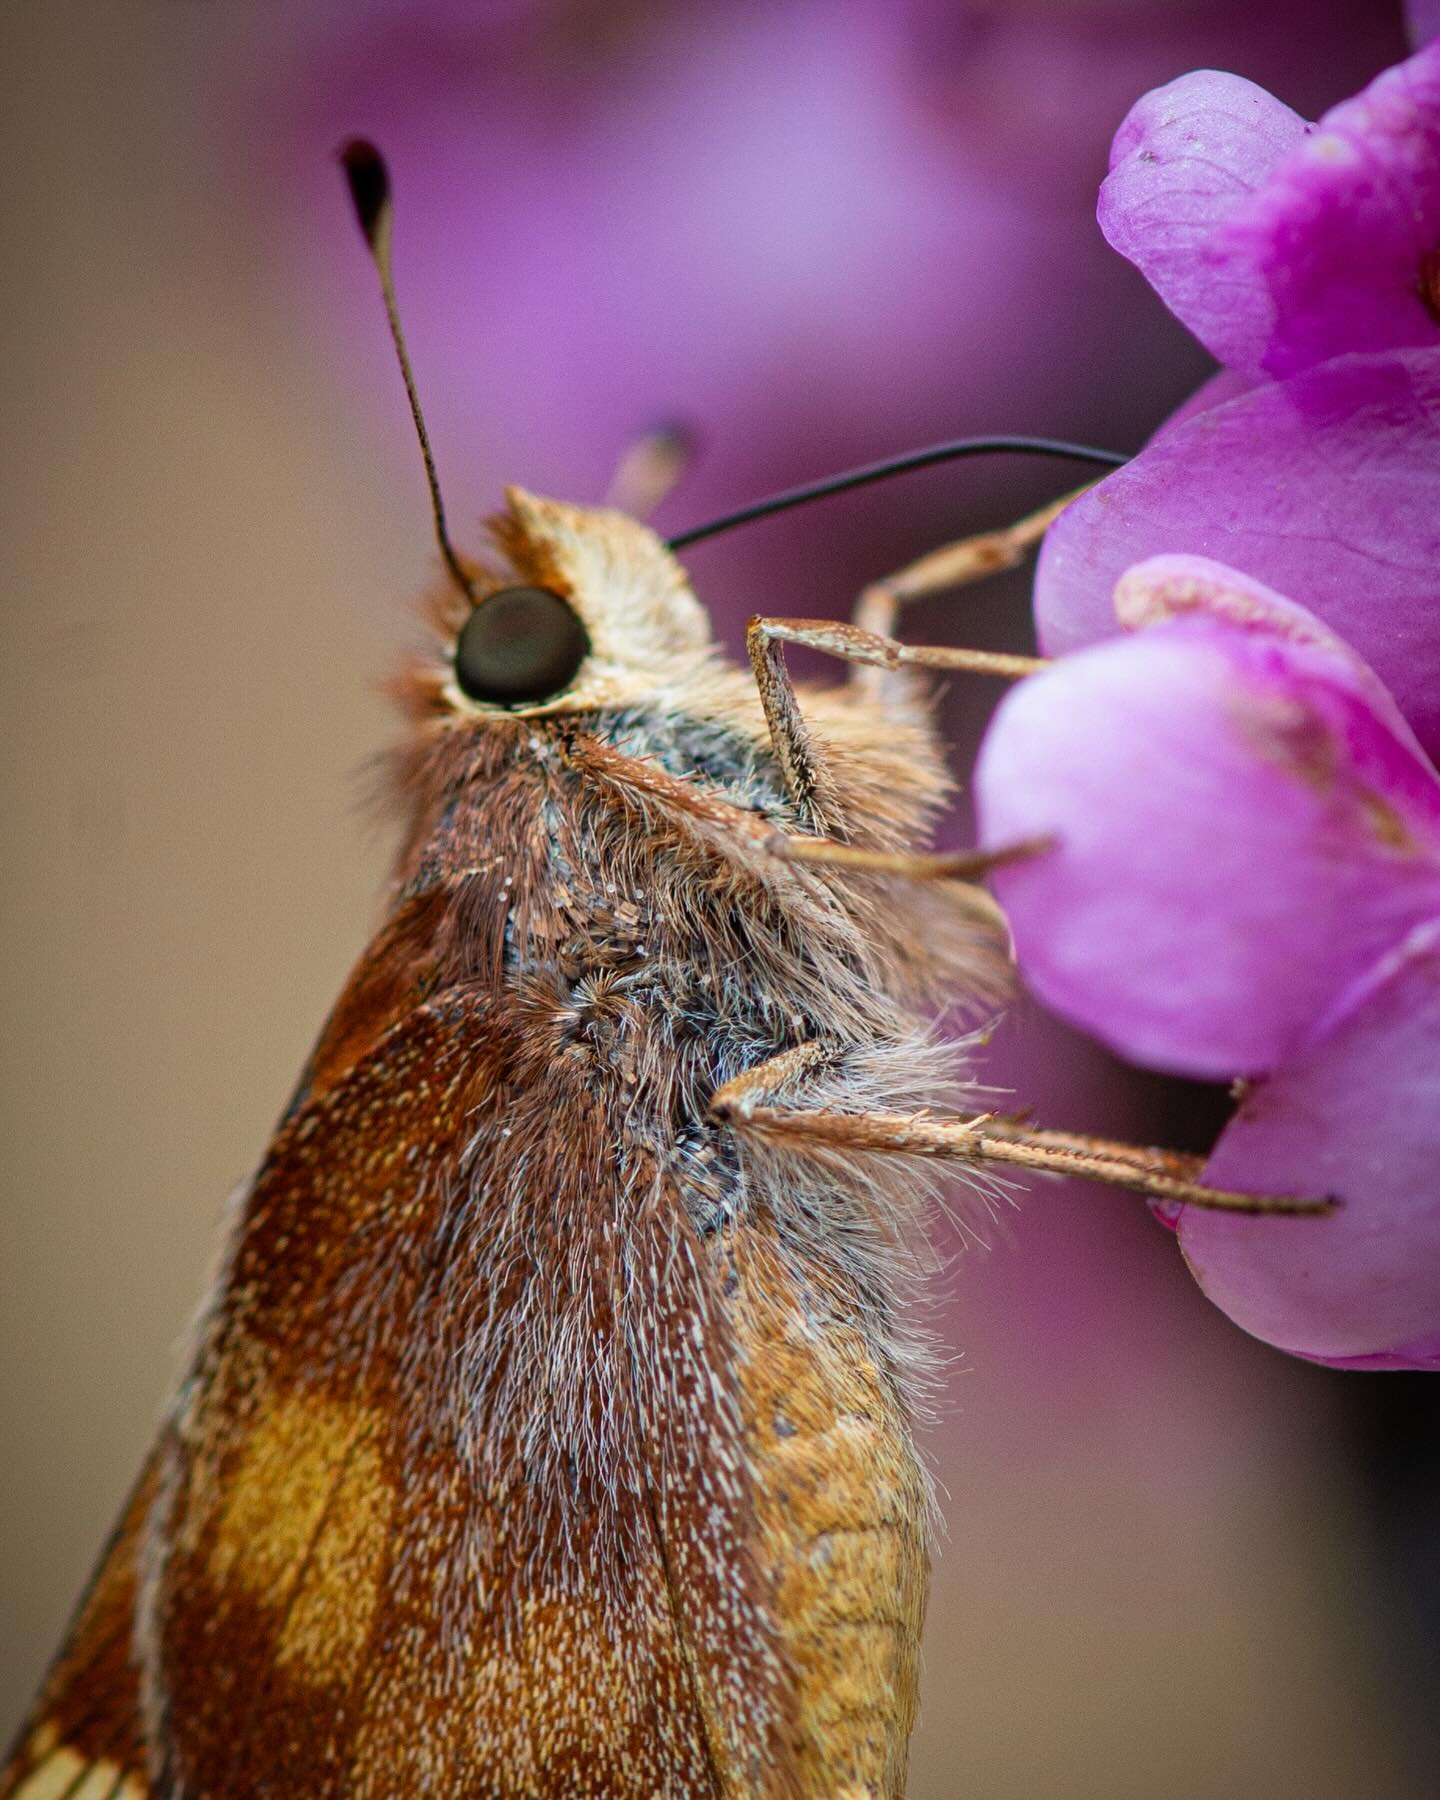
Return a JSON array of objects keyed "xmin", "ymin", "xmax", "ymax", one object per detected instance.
[
  {"xmin": 746, "ymin": 612, "xmax": 1043, "ymax": 843},
  {"xmin": 851, "ymin": 489, "xmax": 1082, "ymax": 638},
  {"xmin": 849, "ymin": 488, "xmax": 1082, "ymax": 700},
  {"xmin": 753, "ymin": 616, "xmax": 1043, "ymax": 684},
  {"xmin": 746, "ymin": 495, "xmax": 1073, "ymax": 820},
  {"xmin": 746, "ymin": 617, "xmax": 848, "ymax": 837}
]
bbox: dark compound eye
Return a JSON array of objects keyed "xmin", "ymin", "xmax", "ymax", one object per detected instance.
[{"xmin": 453, "ymin": 586, "xmax": 590, "ymax": 706}]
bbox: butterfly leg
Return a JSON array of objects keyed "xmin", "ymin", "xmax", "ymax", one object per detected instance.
[
  {"xmin": 763, "ymin": 832, "xmax": 1044, "ymax": 895},
  {"xmin": 744, "ymin": 615, "xmax": 852, "ymax": 835},
  {"xmin": 746, "ymin": 608, "xmax": 1043, "ymax": 829},
  {"xmin": 751, "ymin": 615, "xmax": 1044, "ymax": 687},
  {"xmin": 850, "ymin": 487, "xmax": 1079, "ymax": 640},
  {"xmin": 746, "ymin": 482, "xmax": 1077, "ymax": 787},
  {"xmin": 708, "ymin": 1077, "xmax": 1333, "ymax": 1217},
  {"xmin": 569, "ymin": 730, "xmax": 1011, "ymax": 930},
  {"xmin": 743, "ymin": 615, "xmax": 1048, "ymax": 895}
]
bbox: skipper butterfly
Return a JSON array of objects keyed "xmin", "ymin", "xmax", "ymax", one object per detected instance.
[{"xmin": 2, "ymin": 143, "xmax": 1309, "ymax": 1800}]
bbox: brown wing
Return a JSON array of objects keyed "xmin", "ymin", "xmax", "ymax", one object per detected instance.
[
  {"xmin": 723, "ymin": 1229, "xmax": 928, "ymax": 1798},
  {"xmin": 0, "ymin": 958, "xmax": 798, "ymax": 1797},
  {"xmin": 1, "ymin": 1233, "xmax": 926, "ymax": 1800},
  {"xmin": 6, "ymin": 891, "xmax": 925, "ymax": 1797},
  {"xmin": 1, "ymin": 892, "xmax": 449, "ymax": 1800}
]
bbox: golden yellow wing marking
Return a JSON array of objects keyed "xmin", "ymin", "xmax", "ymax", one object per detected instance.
[
  {"xmin": 8, "ymin": 1726, "xmax": 145, "ymax": 1799},
  {"xmin": 726, "ymin": 1227, "xmax": 929, "ymax": 1800}
]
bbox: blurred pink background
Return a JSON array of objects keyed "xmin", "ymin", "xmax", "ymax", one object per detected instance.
[{"xmin": 2, "ymin": 3, "xmax": 1433, "ymax": 1794}]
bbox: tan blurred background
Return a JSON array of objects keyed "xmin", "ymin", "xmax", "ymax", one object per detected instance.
[{"xmin": 2, "ymin": 3, "xmax": 1432, "ymax": 1796}]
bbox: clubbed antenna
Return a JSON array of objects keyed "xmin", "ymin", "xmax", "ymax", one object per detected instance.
[{"xmin": 339, "ymin": 138, "xmax": 476, "ymax": 602}]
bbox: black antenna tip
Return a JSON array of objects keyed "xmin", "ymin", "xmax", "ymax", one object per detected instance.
[{"xmin": 339, "ymin": 139, "xmax": 390, "ymax": 249}]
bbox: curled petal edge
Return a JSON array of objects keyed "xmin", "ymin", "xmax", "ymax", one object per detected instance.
[{"xmin": 1185, "ymin": 917, "xmax": 1440, "ymax": 1365}]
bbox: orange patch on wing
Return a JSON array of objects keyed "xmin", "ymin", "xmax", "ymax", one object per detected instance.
[
  {"xmin": 273, "ymin": 1445, "xmax": 396, "ymax": 1684},
  {"xmin": 724, "ymin": 1229, "xmax": 928, "ymax": 1799},
  {"xmin": 208, "ymin": 1389, "xmax": 393, "ymax": 1682}
]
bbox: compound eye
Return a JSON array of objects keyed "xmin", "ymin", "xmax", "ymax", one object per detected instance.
[{"xmin": 453, "ymin": 586, "xmax": 590, "ymax": 706}]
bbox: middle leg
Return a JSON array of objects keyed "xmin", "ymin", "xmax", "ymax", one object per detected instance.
[{"xmin": 708, "ymin": 1054, "xmax": 1333, "ymax": 1217}]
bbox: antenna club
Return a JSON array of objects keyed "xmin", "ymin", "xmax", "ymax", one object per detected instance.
[
  {"xmin": 339, "ymin": 139, "xmax": 391, "ymax": 252},
  {"xmin": 338, "ymin": 137, "xmax": 474, "ymax": 603}
]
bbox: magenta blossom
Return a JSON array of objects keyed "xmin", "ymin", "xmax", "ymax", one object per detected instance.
[
  {"xmin": 1035, "ymin": 41, "xmax": 1440, "ymax": 760},
  {"xmin": 976, "ymin": 555, "xmax": 1440, "ymax": 1370},
  {"xmin": 1036, "ymin": 349, "xmax": 1440, "ymax": 758},
  {"xmin": 1097, "ymin": 46, "xmax": 1440, "ymax": 379}
]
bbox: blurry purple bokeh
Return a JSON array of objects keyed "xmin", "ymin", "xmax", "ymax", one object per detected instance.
[
  {"xmin": 234, "ymin": 0, "xmax": 1406, "ymax": 632},
  {"xmin": 3, "ymin": 5, "xmax": 1434, "ymax": 1792}
]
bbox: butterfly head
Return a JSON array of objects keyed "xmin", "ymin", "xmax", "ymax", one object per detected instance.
[{"xmin": 412, "ymin": 486, "xmax": 715, "ymax": 722}]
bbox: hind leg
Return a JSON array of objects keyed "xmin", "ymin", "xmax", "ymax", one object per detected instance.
[{"xmin": 851, "ymin": 487, "xmax": 1077, "ymax": 637}]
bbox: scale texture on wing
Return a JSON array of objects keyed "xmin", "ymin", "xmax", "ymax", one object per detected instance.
[
  {"xmin": 0, "ymin": 967, "xmax": 823, "ymax": 1797},
  {"xmin": 4, "ymin": 483, "xmax": 965, "ymax": 1795}
]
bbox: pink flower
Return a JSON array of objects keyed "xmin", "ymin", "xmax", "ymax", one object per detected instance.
[
  {"xmin": 1035, "ymin": 349, "xmax": 1440, "ymax": 760},
  {"xmin": 1097, "ymin": 42, "xmax": 1440, "ymax": 379},
  {"xmin": 1034, "ymin": 42, "xmax": 1440, "ymax": 760},
  {"xmin": 976, "ymin": 557, "xmax": 1440, "ymax": 1369}
]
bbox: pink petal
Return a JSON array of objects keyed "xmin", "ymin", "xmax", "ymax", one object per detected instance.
[
  {"xmin": 1182, "ymin": 919, "xmax": 1440, "ymax": 1364},
  {"xmin": 1115, "ymin": 552, "xmax": 1365, "ymax": 650},
  {"xmin": 1221, "ymin": 42, "xmax": 1440, "ymax": 376},
  {"xmin": 1114, "ymin": 554, "xmax": 1427, "ymax": 752},
  {"xmin": 1098, "ymin": 71, "xmax": 1310, "ymax": 373},
  {"xmin": 1304, "ymin": 1333, "xmax": 1440, "ymax": 1371},
  {"xmin": 1035, "ymin": 348, "xmax": 1440, "ymax": 761},
  {"xmin": 1149, "ymin": 367, "xmax": 1260, "ymax": 438},
  {"xmin": 975, "ymin": 621, "xmax": 1440, "ymax": 1077}
]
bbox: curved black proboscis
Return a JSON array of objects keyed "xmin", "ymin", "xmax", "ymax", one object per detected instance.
[{"xmin": 666, "ymin": 436, "xmax": 1131, "ymax": 551}]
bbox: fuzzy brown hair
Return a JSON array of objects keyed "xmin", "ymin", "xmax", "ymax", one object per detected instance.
[{"xmin": 4, "ymin": 491, "xmax": 1008, "ymax": 1800}]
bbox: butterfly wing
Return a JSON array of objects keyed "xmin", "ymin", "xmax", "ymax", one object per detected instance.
[
  {"xmin": 2, "ymin": 955, "xmax": 804, "ymax": 1796},
  {"xmin": 5, "ymin": 871, "xmax": 926, "ymax": 1798},
  {"xmin": 0, "ymin": 890, "xmax": 448, "ymax": 1800}
]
